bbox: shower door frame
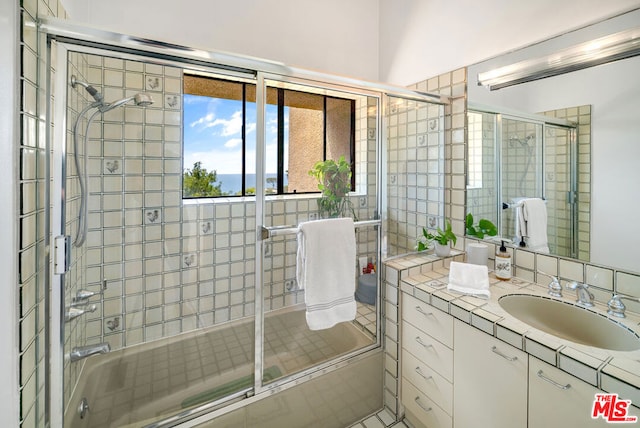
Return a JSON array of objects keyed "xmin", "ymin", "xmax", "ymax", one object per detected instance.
[{"xmin": 43, "ymin": 18, "xmax": 449, "ymax": 428}]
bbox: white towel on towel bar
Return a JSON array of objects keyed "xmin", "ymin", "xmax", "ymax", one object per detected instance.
[
  {"xmin": 521, "ymin": 198, "xmax": 549, "ymax": 253},
  {"xmin": 296, "ymin": 218, "xmax": 357, "ymax": 330}
]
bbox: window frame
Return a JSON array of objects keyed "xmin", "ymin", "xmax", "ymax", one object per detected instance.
[{"xmin": 183, "ymin": 74, "xmax": 356, "ymax": 198}]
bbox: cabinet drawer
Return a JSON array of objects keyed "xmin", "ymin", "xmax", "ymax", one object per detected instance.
[
  {"xmin": 403, "ymin": 321, "xmax": 453, "ymax": 380},
  {"xmin": 529, "ymin": 357, "xmax": 625, "ymax": 428},
  {"xmin": 403, "ymin": 350, "xmax": 453, "ymax": 415},
  {"xmin": 403, "ymin": 378, "xmax": 452, "ymax": 428},
  {"xmin": 403, "ymin": 293, "xmax": 453, "ymax": 348}
]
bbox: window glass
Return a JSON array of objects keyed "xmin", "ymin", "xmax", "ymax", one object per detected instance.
[{"xmin": 183, "ymin": 75, "xmax": 355, "ymax": 197}]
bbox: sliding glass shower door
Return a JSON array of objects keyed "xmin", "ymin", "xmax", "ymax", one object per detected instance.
[
  {"xmin": 53, "ymin": 43, "xmax": 260, "ymax": 428},
  {"xmin": 255, "ymin": 76, "xmax": 380, "ymax": 388},
  {"xmin": 51, "ymin": 39, "xmax": 383, "ymax": 427}
]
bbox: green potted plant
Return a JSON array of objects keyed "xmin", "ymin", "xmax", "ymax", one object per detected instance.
[
  {"xmin": 465, "ymin": 213, "xmax": 498, "ymax": 239},
  {"xmin": 417, "ymin": 219, "xmax": 457, "ymax": 257},
  {"xmin": 308, "ymin": 156, "xmax": 356, "ymax": 218}
]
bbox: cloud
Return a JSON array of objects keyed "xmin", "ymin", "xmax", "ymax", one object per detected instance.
[
  {"xmin": 190, "ymin": 113, "xmax": 215, "ymax": 128},
  {"xmin": 224, "ymin": 138, "xmax": 242, "ymax": 148},
  {"xmin": 214, "ymin": 110, "xmax": 243, "ymax": 136}
]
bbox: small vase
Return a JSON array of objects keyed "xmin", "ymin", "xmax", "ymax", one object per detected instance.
[{"xmin": 434, "ymin": 242, "xmax": 451, "ymax": 257}]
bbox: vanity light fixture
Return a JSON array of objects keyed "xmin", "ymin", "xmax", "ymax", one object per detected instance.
[{"xmin": 478, "ymin": 26, "xmax": 640, "ymax": 90}]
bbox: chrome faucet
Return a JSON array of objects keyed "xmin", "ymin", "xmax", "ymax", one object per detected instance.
[
  {"xmin": 69, "ymin": 343, "xmax": 110, "ymax": 362},
  {"xmin": 566, "ymin": 281, "xmax": 594, "ymax": 307},
  {"xmin": 537, "ymin": 271, "xmax": 562, "ymax": 298},
  {"xmin": 65, "ymin": 304, "xmax": 97, "ymax": 322},
  {"xmin": 607, "ymin": 294, "xmax": 640, "ymax": 318}
]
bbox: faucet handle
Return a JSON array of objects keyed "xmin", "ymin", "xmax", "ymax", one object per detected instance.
[
  {"xmin": 537, "ymin": 271, "xmax": 562, "ymax": 298},
  {"xmin": 73, "ymin": 288, "xmax": 104, "ymax": 304},
  {"xmin": 65, "ymin": 304, "xmax": 97, "ymax": 322},
  {"xmin": 607, "ymin": 294, "xmax": 640, "ymax": 318}
]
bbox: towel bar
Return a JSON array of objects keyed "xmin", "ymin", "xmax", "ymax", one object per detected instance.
[
  {"xmin": 502, "ymin": 197, "xmax": 546, "ymax": 210},
  {"xmin": 260, "ymin": 219, "xmax": 381, "ymax": 240}
]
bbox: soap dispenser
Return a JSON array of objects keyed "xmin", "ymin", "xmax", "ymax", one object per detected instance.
[{"xmin": 495, "ymin": 240, "xmax": 512, "ymax": 280}]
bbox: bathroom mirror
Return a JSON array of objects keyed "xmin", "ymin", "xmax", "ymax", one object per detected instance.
[{"xmin": 466, "ymin": 7, "xmax": 640, "ymax": 274}]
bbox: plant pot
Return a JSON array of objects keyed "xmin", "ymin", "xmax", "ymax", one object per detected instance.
[{"xmin": 434, "ymin": 242, "xmax": 451, "ymax": 257}]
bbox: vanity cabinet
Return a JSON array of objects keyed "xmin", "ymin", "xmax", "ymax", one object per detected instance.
[
  {"xmin": 529, "ymin": 357, "xmax": 620, "ymax": 428},
  {"xmin": 453, "ymin": 320, "xmax": 527, "ymax": 428},
  {"xmin": 401, "ymin": 293, "xmax": 454, "ymax": 428}
]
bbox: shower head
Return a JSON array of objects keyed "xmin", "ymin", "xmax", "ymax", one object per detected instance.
[
  {"xmin": 71, "ymin": 75, "xmax": 103, "ymax": 103},
  {"xmin": 99, "ymin": 93, "xmax": 154, "ymax": 112}
]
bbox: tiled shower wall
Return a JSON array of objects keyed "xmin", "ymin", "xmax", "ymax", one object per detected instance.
[
  {"xmin": 19, "ymin": 1, "xmax": 69, "ymax": 427},
  {"xmin": 385, "ymin": 97, "xmax": 445, "ymax": 257},
  {"xmin": 466, "ymin": 111, "xmax": 497, "ymax": 226},
  {"xmin": 382, "ymin": 68, "xmax": 466, "ymax": 417},
  {"xmin": 62, "ymin": 51, "xmax": 380, "ymax": 355}
]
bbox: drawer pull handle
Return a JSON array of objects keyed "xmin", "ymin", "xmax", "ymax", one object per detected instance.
[
  {"xmin": 537, "ymin": 370, "xmax": 571, "ymax": 390},
  {"xmin": 415, "ymin": 366, "xmax": 433, "ymax": 380},
  {"xmin": 416, "ymin": 336, "xmax": 433, "ymax": 349},
  {"xmin": 416, "ymin": 306, "xmax": 433, "ymax": 316},
  {"xmin": 491, "ymin": 346, "xmax": 518, "ymax": 361},
  {"xmin": 415, "ymin": 396, "xmax": 432, "ymax": 412}
]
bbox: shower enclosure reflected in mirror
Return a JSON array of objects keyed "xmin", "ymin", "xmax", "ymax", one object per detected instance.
[
  {"xmin": 466, "ymin": 106, "xmax": 582, "ymax": 260},
  {"xmin": 466, "ymin": 7, "xmax": 640, "ymax": 273}
]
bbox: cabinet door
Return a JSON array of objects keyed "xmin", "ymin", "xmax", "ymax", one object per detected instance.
[
  {"xmin": 453, "ymin": 320, "xmax": 527, "ymax": 428},
  {"xmin": 529, "ymin": 357, "xmax": 633, "ymax": 428}
]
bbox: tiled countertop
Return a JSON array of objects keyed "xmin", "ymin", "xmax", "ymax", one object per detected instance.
[{"xmin": 385, "ymin": 252, "xmax": 640, "ymax": 406}]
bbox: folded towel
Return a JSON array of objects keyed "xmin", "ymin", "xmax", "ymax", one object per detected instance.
[
  {"xmin": 447, "ymin": 261, "xmax": 490, "ymax": 298},
  {"xmin": 296, "ymin": 218, "xmax": 357, "ymax": 330},
  {"xmin": 511, "ymin": 197, "xmax": 527, "ymax": 243},
  {"xmin": 522, "ymin": 198, "xmax": 549, "ymax": 253}
]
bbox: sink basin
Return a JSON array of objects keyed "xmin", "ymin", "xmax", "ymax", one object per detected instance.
[{"xmin": 498, "ymin": 294, "xmax": 640, "ymax": 352}]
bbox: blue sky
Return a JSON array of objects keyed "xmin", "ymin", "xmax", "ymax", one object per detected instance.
[{"xmin": 183, "ymin": 94, "xmax": 286, "ymax": 175}]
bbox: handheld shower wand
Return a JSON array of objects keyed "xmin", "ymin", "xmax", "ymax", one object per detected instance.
[{"xmin": 70, "ymin": 76, "xmax": 154, "ymax": 247}]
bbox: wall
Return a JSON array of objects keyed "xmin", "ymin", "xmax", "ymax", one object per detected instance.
[
  {"xmin": 1, "ymin": 1, "xmax": 20, "ymax": 427},
  {"xmin": 378, "ymin": 0, "xmax": 640, "ymax": 85},
  {"xmin": 17, "ymin": 1, "xmax": 70, "ymax": 427},
  {"xmin": 60, "ymin": 0, "xmax": 380, "ymax": 82}
]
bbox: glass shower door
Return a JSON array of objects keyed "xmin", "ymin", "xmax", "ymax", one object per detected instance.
[
  {"xmin": 256, "ymin": 76, "xmax": 380, "ymax": 388},
  {"xmin": 54, "ymin": 43, "xmax": 258, "ymax": 428}
]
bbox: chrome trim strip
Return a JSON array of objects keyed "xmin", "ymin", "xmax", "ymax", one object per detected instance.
[
  {"xmin": 39, "ymin": 17, "xmax": 448, "ymax": 105},
  {"xmin": 253, "ymin": 72, "xmax": 266, "ymax": 396},
  {"xmin": 261, "ymin": 219, "xmax": 381, "ymax": 239},
  {"xmin": 469, "ymin": 102, "xmax": 575, "ymax": 128},
  {"xmin": 50, "ymin": 40, "xmax": 70, "ymax": 428}
]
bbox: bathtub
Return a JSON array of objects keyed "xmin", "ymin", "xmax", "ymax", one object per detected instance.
[{"xmin": 65, "ymin": 304, "xmax": 377, "ymax": 428}]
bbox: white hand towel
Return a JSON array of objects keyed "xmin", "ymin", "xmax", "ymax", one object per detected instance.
[
  {"xmin": 447, "ymin": 261, "xmax": 490, "ymax": 298},
  {"xmin": 522, "ymin": 198, "xmax": 549, "ymax": 253},
  {"xmin": 296, "ymin": 218, "xmax": 357, "ymax": 330}
]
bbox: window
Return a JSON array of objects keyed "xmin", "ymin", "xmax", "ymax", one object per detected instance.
[{"xmin": 183, "ymin": 74, "xmax": 355, "ymax": 198}]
